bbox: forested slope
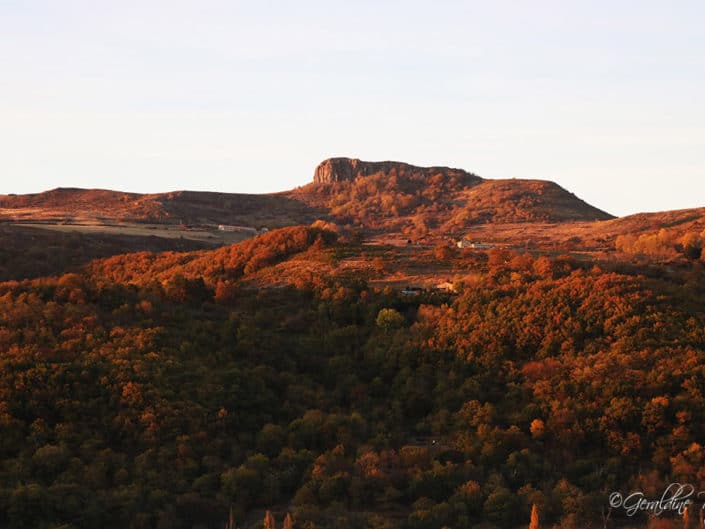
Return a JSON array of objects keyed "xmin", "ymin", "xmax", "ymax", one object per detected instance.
[{"xmin": 1, "ymin": 225, "xmax": 704, "ymax": 528}]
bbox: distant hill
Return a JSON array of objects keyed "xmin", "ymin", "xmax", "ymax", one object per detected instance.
[
  {"xmin": 600, "ymin": 206, "xmax": 705, "ymax": 235},
  {"xmin": 312, "ymin": 157, "xmax": 480, "ymax": 185},
  {"xmin": 0, "ymin": 188, "xmax": 321, "ymax": 227},
  {"xmin": 0, "ymin": 158, "xmax": 614, "ymax": 239},
  {"xmin": 291, "ymin": 158, "xmax": 613, "ymax": 236}
]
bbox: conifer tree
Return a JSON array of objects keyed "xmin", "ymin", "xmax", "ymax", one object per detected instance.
[
  {"xmin": 264, "ymin": 510, "xmax": 276, "ymax": 529},
  {"xmin": 529, "ymin": 504, "xmax": 540, "ymax": 529},
  {"xmin": 683, "ymin": 504, "xmax": 691, "ymax": 529},
  {"xmin": 227, "ymin": 506, "xmax": 234, "ymax": 529}
]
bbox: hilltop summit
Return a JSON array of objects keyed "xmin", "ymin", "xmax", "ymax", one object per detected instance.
[
  {"xmin": 312, "ymin": 157, "xmax": 477, "ymax": 185},
  {"xmin": 303, "ymin": 157, "xmax": 613, "ymax": 231}
]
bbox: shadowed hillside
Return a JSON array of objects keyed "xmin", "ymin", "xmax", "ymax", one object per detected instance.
[{"xmin": 0, "ymin": 224, "xmax": 213, "ymax": 282}]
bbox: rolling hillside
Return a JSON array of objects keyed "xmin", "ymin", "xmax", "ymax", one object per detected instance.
[
  {"xmin": 0, "ymin": 188, "xmax": 320, "ymax": 228},
  {"xmin": 1, "ymin": 219, "xmax": 705, "ymax": 529},
  {"xmin": 0, "ymin": 159, "xmax": 613, "ymax": 238}
]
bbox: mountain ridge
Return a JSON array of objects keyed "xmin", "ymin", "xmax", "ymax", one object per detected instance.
[
  {"xmin": 7, "ymin": 157, "xmax": 693, "ymax": 242},
  {"xmin": 312, "ymin": 157, "xmax": 480, "ymax": 185}
]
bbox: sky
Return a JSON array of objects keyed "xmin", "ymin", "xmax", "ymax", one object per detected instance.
[{"xmin": 1, "ymin": 1, "xmax": 704, "ymax": 217}]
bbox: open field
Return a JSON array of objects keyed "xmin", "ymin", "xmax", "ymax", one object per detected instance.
[{"xmin": 11, "ymin": 221, "xmax": 252, "ymax": 245}]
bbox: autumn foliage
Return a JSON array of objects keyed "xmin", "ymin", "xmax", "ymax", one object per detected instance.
[{"xmin": 0, "ymin": 224, "xmax": 705, "ymax": 528}]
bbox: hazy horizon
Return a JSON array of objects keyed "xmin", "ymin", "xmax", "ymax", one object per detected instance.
[{"xmin": 2, "ymin": 1, "xmax": 704, "ymax": 217}]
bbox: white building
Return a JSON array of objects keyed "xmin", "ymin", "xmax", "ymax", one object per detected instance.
[
  {"xmin": 457, "ymin": 239, "xmax": 494, "ymax": 250},
  {"xmin": 218, "ymin": 225, "xmax": 258, "ymax": 234}
]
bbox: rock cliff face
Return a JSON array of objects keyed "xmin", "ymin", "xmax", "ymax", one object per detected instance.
[{"xmin": 313, "ymin": 157, "xmax": 476, "ymax": 184}]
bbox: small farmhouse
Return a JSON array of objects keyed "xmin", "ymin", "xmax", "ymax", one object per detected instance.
[
  {"xmin": 218, "ymin": 225, "xmax": 258, "ymax": 235},
  {"xmin": 435, "ymin": 281, "xmax": 456, "ymax": 293},
  {"xmin": 457, "ymin": 239, "xmax": 494, "ymax": 250}
]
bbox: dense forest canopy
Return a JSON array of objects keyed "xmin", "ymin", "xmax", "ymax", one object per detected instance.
[{"xmin": 1, "ymin": 220, "xmax": 705, "ymax": 529}]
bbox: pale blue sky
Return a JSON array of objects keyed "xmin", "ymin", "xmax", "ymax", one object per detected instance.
[{"xmin": 1, "ymin": 1, "xmax": 704, "ymax": 216}]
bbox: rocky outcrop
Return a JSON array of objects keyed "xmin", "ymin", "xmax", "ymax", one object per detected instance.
[{"xmin": 313, "ymin": 157, "xmax": 477, "ymax": 184}]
